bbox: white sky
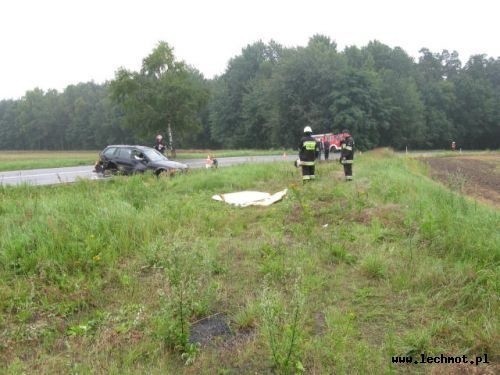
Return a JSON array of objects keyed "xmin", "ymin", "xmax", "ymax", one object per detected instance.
[{"xmin": 1, "ymin": 0, "xmax": 498, "ymax": 100}]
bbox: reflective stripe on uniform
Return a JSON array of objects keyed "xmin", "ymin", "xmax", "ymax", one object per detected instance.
[
  {"xmin": 301, "ymin": 161, "xmax": 315, "ymax": 166},
  {"xmin": 302, "ymin": 175, "xmax": 315, "ymax": 180},
  {"xmin": 342, "ymin": 159, "xmax": 353, "ymax": 164},
  {"xmin": 346, "ymin": 176, "xmax": 353, "ymax": 180},
  {"xmin": 344, "ymin": 146, "xmax": 352, "ymax": 151},
  {"xmin": 304, "ymin": 141, "xmax": 317, "ymax": 150}
]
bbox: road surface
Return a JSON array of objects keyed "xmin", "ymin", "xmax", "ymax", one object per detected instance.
[{"xmin": 1, "ymin": 154, "xmax": 338, "ymax": 187}]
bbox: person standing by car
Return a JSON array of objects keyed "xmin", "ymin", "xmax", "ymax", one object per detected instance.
[
  {"xmin": 205, "ymin": 154, "xmax": 218, "ymax": 169},
  {"xmin": 154, "ymin": 134, "xmax": 166, "ymax": 154},
  {"xmin": 298, "ymin": 126, "xmax": 319, "ymax": 182},
  {"xmin": 323, "ymin": 137, "xmax": 330, "ymax": 160},
  {"xmin": 339, "ymin": 129, "xmax": 354, "ymax": 181},
  {"xmin": 316, "ymin": 138, "xmax": 323, "ymax": 161}
]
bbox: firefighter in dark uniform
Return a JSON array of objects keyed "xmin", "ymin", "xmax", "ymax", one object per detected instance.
[
  {"xmin": 340, "ymin": 129, "xmax": 354, "ymax": 181},
  {"xmin": 298, "ymin": 126, "xmax": 319, "ymax": 181}
]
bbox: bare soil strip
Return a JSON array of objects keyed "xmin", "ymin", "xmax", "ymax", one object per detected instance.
[{"xmin": 422, "ymin": 154, "xmax": 500, "ymax": 208}]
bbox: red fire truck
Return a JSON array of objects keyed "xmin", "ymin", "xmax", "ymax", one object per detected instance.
[{"xmin": 312, "ymin": 131, "xmax": 350, "ymax": 152}]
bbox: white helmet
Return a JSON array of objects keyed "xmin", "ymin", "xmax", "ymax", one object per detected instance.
[{"xmin": 304, "ymin": 126, "xmax": 312, "ymax": 134}]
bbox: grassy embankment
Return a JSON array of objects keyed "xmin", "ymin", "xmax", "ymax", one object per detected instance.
[
  {"xmin": 0, "ymin": 149, "xmax": 294, "ymax": 172},
  {"xmin": 0, "ymin": 150, "xmax": 498, "ymax": 374}
]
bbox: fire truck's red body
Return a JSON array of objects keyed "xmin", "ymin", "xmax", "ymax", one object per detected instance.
[{"xmin": 312, "ymin": 132, "xmax": 350, "ymax": 152}]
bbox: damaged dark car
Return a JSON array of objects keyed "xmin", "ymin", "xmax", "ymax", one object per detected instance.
[{"xmin": 94, "ymin": 145, "xmax": 188, "ymax": 176}]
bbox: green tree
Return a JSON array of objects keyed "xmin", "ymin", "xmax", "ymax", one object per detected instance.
[
  {"xmin": 109, "ymin": 41, "xmax": 208, "ymax": 153},
  {"xmin": 0, "ymin": 100, "xmax": 19, "ymax": 149},
  {"xmin": 209, "ymin": 40, "xmax": 282, "ymax": 148},
  {"xmin": 379, "ymin": 71, "xmax": 426, "ymax": 149},
  {"xmin": 364, "ymin": 41, "xmax": 415, "ymax": 77},
  {"xmin": 452, "ymin": 56, "xmax": 498, "ymax": 149},
  {"xmin": 271, "ymin": 35, "xmax": 345, "ymax": 147},
  {"xmin": 415, "ymin": 49, "xmax": 459, "ymax": 148},
  {"xmin": 441, "ymin": 50, "xmax": 462, "ymax": 80},
  {"xmin": 330, "ymin": 68, "xmax": 389, "ymax": 150},
  {"xmin": 15, "ymin": 88, "xmax": 62, "ymax": 149}
]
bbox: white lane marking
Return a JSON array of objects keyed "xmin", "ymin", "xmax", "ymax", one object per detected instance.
[{"xmin": 0, "ymin": 170, "xmax": 94, "ymax": 180}]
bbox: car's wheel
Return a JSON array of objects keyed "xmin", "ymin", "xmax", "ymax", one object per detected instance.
[
  {"xmin": 156, "ymin": 169, "xmax": 174, "ymax": 177},
  {"xmin": 132, "ymin": 167, "xmax": 146, "ymax": 175}
]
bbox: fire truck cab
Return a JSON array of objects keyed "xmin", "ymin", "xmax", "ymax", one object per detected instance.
[{"xmin": 312, "ymin": 132, "xmax": 350, "ymax": 152}]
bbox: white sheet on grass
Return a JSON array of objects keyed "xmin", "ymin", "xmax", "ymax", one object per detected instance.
[{"xmin": 212, "ymin": 189, "xmax": 287, "ymax": 207}]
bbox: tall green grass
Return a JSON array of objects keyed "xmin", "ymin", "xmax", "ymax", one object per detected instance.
[{"xmin": 0, "ymin": 152, "xmax": 498, "ymax": 373}]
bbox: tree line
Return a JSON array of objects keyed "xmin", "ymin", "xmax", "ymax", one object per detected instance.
[{"xmin": 1, "ymin": 36, "xmax": 499, "ymax": 151}]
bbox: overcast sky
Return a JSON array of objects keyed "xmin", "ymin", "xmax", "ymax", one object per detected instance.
[{"xmin": 1, "ymin": 0, "xmax": 498, "ymax": 100}]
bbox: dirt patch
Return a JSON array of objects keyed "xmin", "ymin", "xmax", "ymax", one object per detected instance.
[
  {"xmin": 421, "ymin": 154, "xmax": 500, "ymax": 208},
  {"xmin": 189, "ymin": 313, "xmax": 232, "ymax": 347},
  {"xmin": 311, "ymin": 311, "xmax": 327, "ymax": 336},
  {"xmin": 189, "ymin": 313, "xmax": 257, "ymax": 350}
]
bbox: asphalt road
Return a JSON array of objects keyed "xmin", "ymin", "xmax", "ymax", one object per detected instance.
[
  {"xmin": 1, "ymin": 154, "xmax": 339, "ymax": 187},
  {"xmin": 0, "ymin": 165, "xmax": 99, "ymax": 187}
]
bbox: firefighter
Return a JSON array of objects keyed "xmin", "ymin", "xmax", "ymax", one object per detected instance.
[
  {"xmin": 340, "ymin": 129, "xmax": 354, "ymax": 181},
  {"xmin": 298, "ymin": 126, "xmax": 319, "ymax": 181}
]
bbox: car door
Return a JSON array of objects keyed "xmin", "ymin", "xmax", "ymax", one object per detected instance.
[
  {"xmin": 130, "ymin": 148, "xmax": 148, "ymax": 173},
  {"xmin": 115, "ymin": 147, "xmax": 135, "ymax": 174}
]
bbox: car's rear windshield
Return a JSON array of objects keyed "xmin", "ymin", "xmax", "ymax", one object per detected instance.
[{"xmin": 143, "ymin": 148, "xmax": 167, "ymax": 161}]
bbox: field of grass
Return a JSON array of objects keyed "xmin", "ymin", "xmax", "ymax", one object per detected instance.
[
  {"xmin": 0, "ymin": 151, "xmax": 98, "ymax": 172},
  {"xmin": 0, "ymin": 150, "xmax": 498, "ymax": 374}
]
